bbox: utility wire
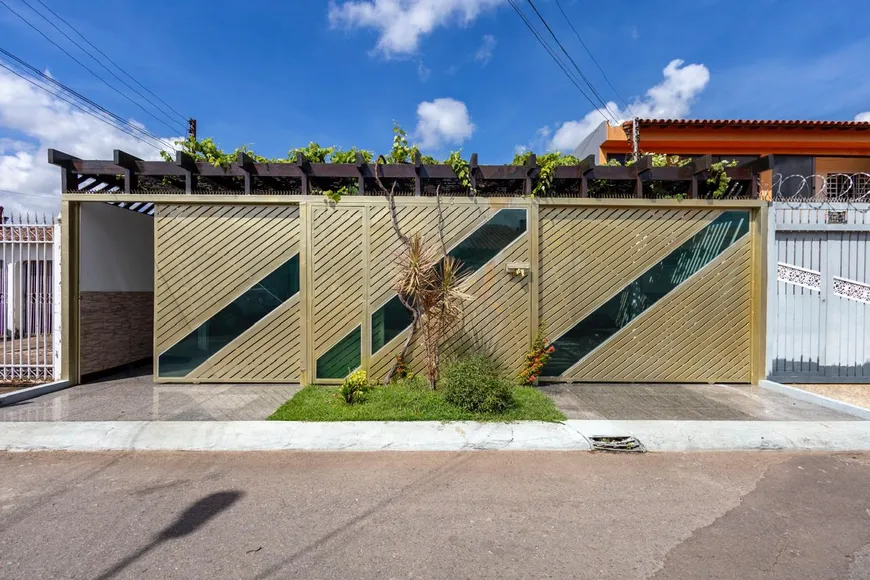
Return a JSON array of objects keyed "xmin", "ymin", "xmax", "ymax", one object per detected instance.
[
  {"xmin": 0, "ymin": 188, "xmax": 59, "ymax": 199},
  {"xmin": 33, "ymin": 0, "xmax": 187, "ymax": 123},
  {"xmin": 25, "ymin": 0, "xmax": 188, "ymax": 126},
  {"xmin": 523, "ymin": 0, "xmax": 620, "ymax": 123},
  {"xmin": 554, "ymin": 0, "xmax": 634, "ymax": 117},
  {"xmin": 0, "ymin": 0, "xmax": 186, "ymax": 135},
  {"xmin": 0, "ymin": 47, "xmax": 177, "ymax": 151},
  {"xmin": 507, "ymin": 0, "xmax": 610, "ymax": 125},
  {"xmin": 0, "ymin": 60, "xmax": 169, "ymax": 153}
]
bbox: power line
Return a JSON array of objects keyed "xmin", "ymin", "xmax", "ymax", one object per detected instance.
[
  {"xmin": 554, "ymin": 0, "xmax": 634, "ymax": 117},
  {"xmin": 522, "ymin": 0, "xmax": 620, "ymax": 123},
  {"xmin": 0, "ymin": 0, "xmax": 186, "ymax": 135},
  {"xmin": 0, "ymin": 188, "xmax": 58, "ymax": 199},
  {"xmin": 22, "ymin": 0, "xmax": 188, "ymax": 127},
  {"xmin": 0, "ymin": 60, "xmax": 169, "ymax": 153},
  {"xmin": 32, "ymin": 0, "xmax": 187, "ymax": 124},
  {"xmin": 0, "ymin": 47, "xmax": 177, "ymax": 151},
  {"xmin": 506, "ymin": 0, "xmax": 610, "ymax": 125}
]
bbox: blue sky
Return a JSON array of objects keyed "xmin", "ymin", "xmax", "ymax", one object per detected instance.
[{"xmin": 2, "ymin": 0, "xmax": 870, "ymax": 212}]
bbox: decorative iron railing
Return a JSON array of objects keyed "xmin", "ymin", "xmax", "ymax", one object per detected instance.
[{"xmin": 1, "ymin": 213, "xmax": 58, "ymax": 383}]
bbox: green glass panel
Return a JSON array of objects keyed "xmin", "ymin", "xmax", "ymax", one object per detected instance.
[
  {"xmin": 316, "ymin": 326, "xmax": 361, "ymax": 379},
  {"xmin": 370, "ymin": 208, "xmax": 527, "ymax": 353},
  {"xmin": 449, "ymin": 208, "xmax": 527, "ymax": 274},
  {"xmin": 371, "ymin": 295, "xmax": 413, "ymax": 353},
  {"xmin": 542, "ymin": 211, "xmax": 750, "ymax": 376},
  {"xmin": 158, "ymin": 254, "xmax": 300, "ymax": 377}
]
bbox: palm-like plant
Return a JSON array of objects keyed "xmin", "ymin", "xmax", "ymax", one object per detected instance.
[{"xmin": 390, "ymin": 234, "xmax": 472, "ymax": 388}]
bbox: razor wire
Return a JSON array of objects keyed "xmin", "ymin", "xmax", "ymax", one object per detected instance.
[{"xmin": 769, "ymin": 172, "xmax": 870, "ymax": 211}]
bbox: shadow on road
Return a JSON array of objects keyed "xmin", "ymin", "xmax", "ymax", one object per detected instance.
[{"xmin": 96, "ymin": 490, "xmax": 243, "ymax": 580}]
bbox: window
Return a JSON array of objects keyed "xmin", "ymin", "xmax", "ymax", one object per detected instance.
[{"xmin": 827, "ymin": 173, "xmax": 870, "ymax": 200}]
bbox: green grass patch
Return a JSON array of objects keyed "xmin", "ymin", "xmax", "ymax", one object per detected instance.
[{"xmin": 268, "ymin": 381, "xmax": 566, "ymax": 422}]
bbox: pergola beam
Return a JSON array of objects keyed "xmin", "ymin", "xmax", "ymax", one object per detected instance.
[{"xmin": 50, "ymin": 149, "xmax": 765, "ymax": 198}]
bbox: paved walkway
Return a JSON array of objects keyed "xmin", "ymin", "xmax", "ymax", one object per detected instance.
[
  {"xmin": 0, "ymin": 366, "xmax": 299, "ymax": 421},
  {"xmin": 2, "ymin": 451, "xmax": 869, "ymax": 579},
  {"xmin": 540, "ymin": 382, "xmax": 857, "ymax": 421},
  {"xmin": 795, "ymin": 383, "xmax": 870, "ymax": 410}
]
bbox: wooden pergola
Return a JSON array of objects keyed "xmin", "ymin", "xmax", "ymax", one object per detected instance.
[{"xmin": 49, "ymin": 149, "xmax": 774, "ymax": 205}]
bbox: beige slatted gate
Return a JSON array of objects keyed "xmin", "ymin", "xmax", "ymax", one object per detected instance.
[
  {"xmin": 154, "ymin": 204, "xmax": 303, "ymax": 381},
  {"xmin": 538, "ymin": 204, "xmax": 756, "ymax": 383},
  {"xmin": 152, "ymin": 199, "xmax": 761, "ymax": 384}
]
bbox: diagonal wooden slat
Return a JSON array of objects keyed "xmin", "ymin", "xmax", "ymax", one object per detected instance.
[
  {"xmin": 369, "ymin": 231, "xmax": 531, "ymax": 380},
  {"xmin": 313, "ymin": 207, "xmax": 363, "ymax": 357},
  {"xmin": 368, "ymin": 204, "xmax": 493, "ymax": 309},
  {"xmin": 187, "ymin": 295, "xmax": 301, "ymax": 381},
  {"xmin": 539, "ymin": 207, "xmax": 718, "ymax": 341},
  {"xmin": 155, "ymin": 204, "xmax": 300, "ymax": 354},
  {"xmin": 563, "ymin": 236, "xmax": 752, "ymax": 382}
]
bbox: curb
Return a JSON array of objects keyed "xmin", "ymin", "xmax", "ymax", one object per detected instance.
[
  {"xmin": 759, "ymin": 380, "xmax": 870, "ymax": 421},
  {"xmin": 0, "ymin": 380, "xmax": 70, "ymax": 408},
  {"xmin": 1, "ymin": 420, "xmax": 869, "ymax": 452}
]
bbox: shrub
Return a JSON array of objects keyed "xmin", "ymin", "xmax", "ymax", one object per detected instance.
[
  {"xmin": 393, "ymin": 354, "xmax": 410, "ymax": 380},
  {"xmin": 337, "ymin": 370, "xmax": 371, "ymax": 404},
  {"xmin": 519, "ymin": 324, "xmax": 555, "ymax": 385},
  {"xmin": 440, "ymin": 356, "xmax": 514, "ymax": 414}
]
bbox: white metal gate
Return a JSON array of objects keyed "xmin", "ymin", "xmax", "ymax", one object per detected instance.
[
  {"xmin": 767, "ymin": 203, "xmax": 870, "ymax": 382},
  {"xmin": 1, "ymin": 215, "xmax": 60, "ymax": 383}
]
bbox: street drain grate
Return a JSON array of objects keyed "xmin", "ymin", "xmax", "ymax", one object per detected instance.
[{"xmin": 588, "ymin": 435, "xmax": 646, "ymax": 453}]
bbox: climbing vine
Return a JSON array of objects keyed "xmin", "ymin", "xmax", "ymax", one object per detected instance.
[
  {"xmin": 599, "ymin": 154, "xmax": 738, "ymax": 198},
  {"xmin": 707, "ymin": 160, "xmax": 738, "ymax": 198},
  {"xmin": 512, "ymin": 151, "xmax": 582, "ymax": 196},
  {"xmin": 386, "ymin": 123, "xmax": 438, "ymax": 164},
  {"xmin": 160, "ymin": 129, "xmax": 738, "ymax": 201},
  {"xmin": 446, "ymin": 150, "xmax": 474, "ymax": 194}
]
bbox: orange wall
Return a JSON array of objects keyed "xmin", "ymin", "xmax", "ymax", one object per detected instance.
[
  {"xmin": 815, "ymin": 157, "xmax": 870, "ymax": 174},
  {"xmin": 601, "ymin": 126, "xmax": 870, "ymax": 159}
]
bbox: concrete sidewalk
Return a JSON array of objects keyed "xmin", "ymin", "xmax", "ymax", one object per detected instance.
[{"xmin": 2, "ymin": 420, "xmax": 870, "ymax": 452}]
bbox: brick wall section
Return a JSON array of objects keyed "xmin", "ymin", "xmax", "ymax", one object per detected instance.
[{"xmin": 80, "ymin": 292, "xmax": 153, "ymax": 375}]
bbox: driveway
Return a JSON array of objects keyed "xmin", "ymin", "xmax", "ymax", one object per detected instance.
[
  {"xmin": 540, "ymin": 382, "xmax": 858, "ymax": 421},
  {"xmin": 0, "ymin": 364, "xmax": 300, "ymax": 421}
]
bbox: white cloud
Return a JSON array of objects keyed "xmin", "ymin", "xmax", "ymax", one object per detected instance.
[
  {"xmin": 856, "ymin": 112, "xmax": 870, "ymax": 122},
  {"xmin": 417, "ymin": 61, "xmax": 431, "ymax": 82},
  {"xmin": 328, "ymin": 0, "xmax": 506, "ymax": 57},
  {"xmin": 414, "ymin": 97, "xmax": 475, "ymax": 150},
  {"xmin": 547, "ymin": 59, "xmax": 710, "ymax": 152},
  {"xmin": 474, "ymin": 34, "xmax": 497, "ymax": 65},
  {"xmin": 0, "ymin": 66, "xmax": 180, "ymax": 216}
]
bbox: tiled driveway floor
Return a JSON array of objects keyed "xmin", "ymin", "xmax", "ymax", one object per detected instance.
[
  {"xmin": 793, "ymin": 384, "xmax": 870, "ymax": 411},
  {"xmin": 4, "ymin": 366, "xmax": 858, "ymax": 422},
  {"xmin": 0, "ymin": 365, "xmax": 300, "ymax": 422},
  {"xmin": 540, "ymin": 383, "xmax": 859, "ymax": 421}
]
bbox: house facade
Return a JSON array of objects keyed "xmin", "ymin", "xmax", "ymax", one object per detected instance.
[
  {"xmin": 575, "ymin": 119, "xmax": 870, "ymax": 200},
  {"xmin": 50, "ymin": 119, "xmax": 870, "ymax": 386}
]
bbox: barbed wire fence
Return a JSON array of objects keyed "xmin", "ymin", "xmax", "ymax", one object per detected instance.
[{"xmin": 769, "ymin": 172, "xmax": 870, "ymax": 209}]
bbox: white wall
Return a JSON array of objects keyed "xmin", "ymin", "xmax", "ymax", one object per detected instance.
[{"xmin": 80, "ymin": 203, "xmax": 153, "ymax": 292}]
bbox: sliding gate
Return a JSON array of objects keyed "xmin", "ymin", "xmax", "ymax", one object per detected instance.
[{"xmin": 538, "ymin": 204, "xmax": 755, "ymax": 383}]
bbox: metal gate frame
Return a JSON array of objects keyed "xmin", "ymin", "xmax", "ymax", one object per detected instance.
[
  {"xmin": 61, "ymin": 197, "xmax": 767, "ymax": 386},
  {"xmin": 766, "ymin": 202, "xmax": 870, "ymax": 383}
]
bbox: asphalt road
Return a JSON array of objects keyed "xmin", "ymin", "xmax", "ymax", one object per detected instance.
[{"xmin": 1, "ymin": 451, "xmax": 869, "ymax": 579}]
